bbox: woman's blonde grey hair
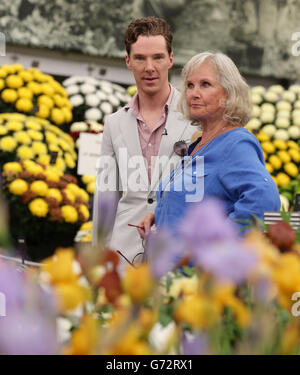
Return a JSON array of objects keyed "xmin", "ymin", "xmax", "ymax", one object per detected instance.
[{"xmin": 178, "ymin": 52, "xmax": 252, "ymax": 126}]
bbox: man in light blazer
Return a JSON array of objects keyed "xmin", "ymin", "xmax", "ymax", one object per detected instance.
[{"xmin": 92, "ymin": 17, "xmax": 195, "ymax": 270}]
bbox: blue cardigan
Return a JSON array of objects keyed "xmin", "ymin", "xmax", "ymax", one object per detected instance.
[{"xmin": 155, "ymin": 128, "xmax": 281, "ymax": 232}]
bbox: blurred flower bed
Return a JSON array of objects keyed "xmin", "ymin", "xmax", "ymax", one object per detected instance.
[
  {"xmin": 246, "ymin": 84, "xmax": 300, "ymax": 209},
  {"xmin": 0, "ymin": 64, "xmax": 72, "ymax": 128},
  {"xmin": 0, "ymin": 198, "xmax": 299, "ymax": 355},
  {"xmin": 2, "ymin": 160, "xmax": 90, "ymax": 261},
  {"xmin": 0, "ymin": 113, "xmax": 77, "ymax": 173}
]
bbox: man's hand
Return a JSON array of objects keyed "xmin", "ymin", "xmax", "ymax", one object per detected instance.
[{"xmin": 137, "ymin": 213, "xmax": 155, "ymax": 238}]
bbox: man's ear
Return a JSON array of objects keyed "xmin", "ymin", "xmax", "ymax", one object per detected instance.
[
  {"xmin": 125, "ymin": 54, "xmax": 131, "ymax": 69},
  {"xmin": 169, "ymin": 52, "xmax": 174, "ymax": 69}
]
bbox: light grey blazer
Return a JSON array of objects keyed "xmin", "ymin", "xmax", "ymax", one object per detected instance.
[{"xmin": 92, "ymin": 89, "xmax": 195, "ymax": 270}]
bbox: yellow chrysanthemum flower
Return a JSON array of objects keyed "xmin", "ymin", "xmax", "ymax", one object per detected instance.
[
  {"xmin": 61, "ymin": 205, "xmax": 78, "ymax": 223},
  {"xmin": 61, "ymin": 107, "xmax": 73, "ymax": 122},
  {"xmin": 38, "ymin": 154, "xmax": 51, "ymax": 166},
  {"xmin": 54, "ymin": 157, "xmax": 66, "ymax": 172},
  {"xmin": 63, "ymin": 189, "xmax": 76, "ymax": 203},
  {"xmin": 9, "ymin": 179, "xmax": 28, "ymax": 195},
  {"xmin": 36, "ymin": 104, "xmax": 50, "ymax": 119},
  {"xmin": 27, "ymin": 129, "xmax": 43, "ymax": 141},
  {"xmin": 32, "ymin": 141, "xmax": 47, "ymax": 155},
  {"xmin": 0, "ymin": 136, "xmax": 17, "ymax": 152},
  {"xmin": 77, "ymin": 188, "xmax": 89, "ymax": 203},
  {"xmin": 6, "ymin": 74, "xmax": 24, "ymax": 89},
  {"xmin": 51, "ymin": 108, "xmax": 65, "ymax": 125},
  {"xmin": 80, "ymin": 221, "xmax": 93, "ymax": 232},
  {"xmin": 14, "ymin": 131, "xmax": 32, "ymax": 145},
  {"xmin": 19, "ymin": 70, "xmax": 33, "ymax": 82},
  {"xmin": 15, "ymin": 97, "xmax": 33, "ymax": 112},
  {"xmin": 25, "ymin": 120, "xmax": 42, "ymax": 131},
  {"xmin": 17, "ymin": 87, "xmax": 33, "ymax": 99},
  {"xmin": 41, "ymin": 83, "xmax": 55, "ymax": 96},
  {"xmin": 45, "ymin": 131, "xmax": 57, "ymax": 144},
  {"xmin": 6, "ymin": 120, "xmax": 23, "ymax": 131},
  {"xmin": 37, "ymin": 95, "xmax": 54, "ymax": 109},
  {"xmin": 1, "ymin": 88, "xmax": 18, "ymax": 103},
  {"xmin": 17, "ymin": 145, "xmax": 34, "ymax": 159},
  {"xmin": 53, "ymin": 94, "xmax": 64, "ymax": 107},
  {"xmin": 65, "ymin": 153, "xmax": 76, "ymax": 169},
  {"xmin": 11, "ymin": 64, "xmax": 23, "ymax": 72},
  {"xmin": 123, "ymin": 264, "xmax": 155, "ymax": 303},
  {"xmin": 0, "ymin": 68, "xmax": 7, "ymax": 78},
  {"xmin": 58, "ymin": 138, "xmax": 70, "ymax": 151},
  {"xmin": 1, "ymin": 65, "xmax": 14, "ymax": 74},
  {"xmin": 81, "ymin": 175, "xmax": 96, "ymax": 184},
  {"xmin": 0, "ymin": 79, "xmax": 5, "ymax": 90},
  {"xmin": 86, "ymin": 182, "xmax": 95, "ymax": 195},
  {"xmin": 23, "ymin": 160, "xmax": 44, "ymax": 175},
  {"xmin": 26, "ymin": 81, "xmax": 42, "ymax": 95},
  {"xmin": 30, "ymin": 180, "xmax": 49, "ymax": 196},
  {"xmin": 0, "ymin": 125, "xmax": 8, "ymax": 135},
  {"xmin": 66, "ymin": 183, "xmax": 81, "ymax": 196},
  {"xmin": 79, "ymin": 204, "xmax": 90, "ymax": 221},
  {"xmin": 29, "ymin": 198, "xmax": 49, "ymax": 217},
  {"xmin": 3, "ymin": 161, "xmax": 23, "ymax": 173},
  {"xmin": 46, "ymin": 188, "xmax": 62, "ymax": 203},
  {"xmin": 2, "ymin": 113, "xmax": 25, "ymax": 121}
]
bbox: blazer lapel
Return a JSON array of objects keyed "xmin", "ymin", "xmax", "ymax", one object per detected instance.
[{"xmin": 118, "ymin": 109, "xmax": 149, "ymax": 188}]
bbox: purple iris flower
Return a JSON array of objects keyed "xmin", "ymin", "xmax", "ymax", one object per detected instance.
[
  {"xmin": 178, "ymin": 198, "xmax": 238, "ymax": 252},
  {"xmin": 195, "ymin": 240, "xmax": 258, "ymax": 284},
  {"xmin": 146, "ymin": 229, "xmax": 184, "ymax": 279},
  {"xmin": 181, "ymin": 331, "xmax": 209, "ymax": 355}
]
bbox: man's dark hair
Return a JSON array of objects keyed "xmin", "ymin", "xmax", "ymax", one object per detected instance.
[{"xmin": 125, "ymin": 17, "xmax": 173, "ymax": 56}]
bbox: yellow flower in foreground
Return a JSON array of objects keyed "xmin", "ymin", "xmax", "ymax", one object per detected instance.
[
  {"xmin": 9, "ymin": 179, "xmax": 28, "ymax": 195},
  {"xmin": 15, "ymin": 97, "xmax": 33, "ymax": 112},
  {"xmin": 43, "ymin": 166, "xmax": 60, "ymax": 181},
  {"xmin": 23, "ymin": 161, "xmax": 44, "ymax": 175},
  {"xmin": 1, "ymin": 88, "xmax": 18, "ymax": 103},
  {"xmin": 27, "ymin": 81, "xmax": 42, "ymax": 95},
  {"xmin": 166, "ymin": 275, "xmax": 199, "ymax": 299},
  {"xmin": 46, "ymin": 188, "xmax": 62, "ymax": 203},
  {"xmin": 54, "ymin": 283, "xmax": 88, "ymax": 312},
  {"xmin": 64, "ymin": 153, "xmax": 75, "ymax": 169},
  {"xmin": 77, "ymin": 188, "xmax": 89, "ymax": 203},
  {"xmin": 0, "ymin": 136, "xmax": 17, "ymax": 152},
  {"xmin": 38, "ymin": 154, "xmax": 51, "ymax": 166},
  {"xmin": 174, "ymin": 294, "xmax": 221, "ymax": 329},
  {"xmin": 82, "ymin": 175, "xmax": 96, "ymax": 184},
  {"xmin": 0, "ymin": 79, "xmax": 4, "ymax": 90},
  {"xmin": 28, "ymin": 129, "xmax": 43, "ymax": 141},
  {"xmin": 80, "ymin": 221, "xmax": 93, "ymax": 232},
  {"xmin": 17, "ymin": 145, "xmax": 34, "ymax": 159},
  {"xmin": 3, "ymin": 161, "xmax": 23, "ymax": 173},
  {"xmin": 61, "ymin": 205, "xmax": 78, "ymax": 223},
  {"xmin": 62, "ymin": 108, "xmax": 73, "ymax": 123},
  {"xmin": 86, "ymin": 182, "xmax": 95, "ymax": 194},
  {"xmin": 6, "ymin": 74, "xmax": 24, "ymax": 89},
  {"xmin": 30, "ymin": 180, "xmax": 49, "ymax": 196},
  {"xmin": 45, "ymin": 131, "xmax": 57, "ymax": 144},
  {"xmin": 25, "ymin": 120, "xmax": 42, "ymax": 131},
  {"xmin": 37, "ymin": 94, "xmax": 54, "ymax": 109},
  {"xmin": 19, "ymin": 70, "xmax": 33, "ymax": 82},
  {"xmin": 79, "ymin": 204, "xmax": 90, "ymax": 221},
  {"xmin": 122, "ymin": 263, "xmax": 155, "ymax": 303},
  {"xmin": 64, "ymin": 314, "xmax": 98, "ymax": 355},
  {"xmin": 28, "ymin": 198, "xmax": 49, "ymax": 217},
  {"xmin": 36, "ymin": 104, "xmax": 50, "ymax": 119},
  {"xmin": 42, "ymin": 248, "xmax": 78, "ymax": 284}
]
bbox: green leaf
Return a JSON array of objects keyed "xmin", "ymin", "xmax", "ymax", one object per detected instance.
[{"xmin": 158, "ymin": 303, "xmax": 174, "ymax": 327}]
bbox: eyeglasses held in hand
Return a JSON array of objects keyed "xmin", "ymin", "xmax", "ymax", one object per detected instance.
[{"xmin": 173, "ymin": 140, "xmax": 188, "ymax": 157}]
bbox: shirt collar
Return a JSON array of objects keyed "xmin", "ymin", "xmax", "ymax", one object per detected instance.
[{"xmin": 125, "ymin": 84, "xmax": 175, "ymax": 114}]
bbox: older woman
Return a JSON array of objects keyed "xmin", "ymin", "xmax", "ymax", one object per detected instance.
[{"xmin": 138, "ymin": 52, "xmax": 281, "ymax": 237}]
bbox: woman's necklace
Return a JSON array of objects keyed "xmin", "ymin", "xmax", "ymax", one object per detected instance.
[{"xmin": 161, "ymin": 124, "xmax": 232, "ymax": 200}]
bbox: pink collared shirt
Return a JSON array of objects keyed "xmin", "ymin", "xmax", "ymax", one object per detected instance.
[{"xmin": 125, "ymin": 85, "xmax": 175, "ymax": 183}]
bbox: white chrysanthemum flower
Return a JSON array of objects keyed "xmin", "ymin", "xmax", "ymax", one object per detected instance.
[
  {"xmin": 261, "ymin": 103, "xmax": 275, "ymax": 113},
  {"xmin": 70, "ymin": 94, "xmax": 84, "ymax": 106},
  {"xmin": 293, "ymin": 116, "xmax": 300, "ymax": 126},
  {"xmin": 63, "ymin": 76, "xmax": 82, "ymax": 86},
  {"xmin": 100, "ymin": 101, "xmax": 113, "ymax": 114},
  {"xmin": 251, "ymin": 86, "xmax": 266, "ymax": 95},
  {"xmin": 282, "ymin": 90, "xmax": 296, "ymax": 103},
  {"xmin": 86, "ymin": 94, "xmax": 101, "ymax": 107},
  {"xmin": 251, "ymin": 105, "xmax": 261, "ymax": 118},
  {"xmin": 274, "ymin": 129, "xmax": 289, "ymax": 141},
  {"xmin": 111, "ymin": 82, "xmax": 126, "ymax": 92},
  {"xmin": 264, "ymin": 91, "xmax": 278, "ymax": 103},
  {"xmin": 107, "ymin": 94, "xmax": 120, "ymax": 107},
  {"xmin": 75, "ymin": 138, "xmax": 80, "ymax": 149},
  {"xmin": 245, "ymin": 118, "xmax": 261, "ymax": 130},
  {"xmin": 276, "ymin": 100, "xmax": 292, "ymax": 111},
  {"xmin": 268, "ymin": 84, "xmax": 284, "ymax": 94},
  {"xmin": 149, "ymin": 322, "xmax": 177, "ymax": 353},
  {"xmin": 56, "ymin": 317, "xmax": 72, "ymax": 344},
  {"xmin": 294, "ymin": 101, "xmax": 300, "ymax": 109},
  {"xmin": 100, "ymin": 82, "xmax": 113, "ymax": 94},
  {"xmin": 276, "ymin": 110, "xmax": 290, "ymax": 119},
  {"xmin": 80, "ymin": 83, "xmax": 96, "ymax": 95},
  {"xmin": 262, "ymin": 124, "xmax": 277, "ymax": 137},
  {"xmin": 260, "ymin": 111, "xmax": 275, "ymax": 123},
  {"xmin": 251, "ymin": 93, "xmax": 263, "ymax": 105},
  {"xmin": 96, "ymin": 91, "xmax": 107, "ymax": 101},
  {"xmin": 86, "ymin": 77, "xmax": 100, "ymax": 86},
  {"xmin": 70, "ymin": 122, "xmax": 89, "ymax": 132},
  {"xmin": 66, "ymin": 85, "xmax": 80, "ymax": 96},
  {"xmin": 288, "ymin": 125, "xmax": 300, "ymax": 139},
  {"xmin": 85, "ymin": 108, "xmax": 102, "ymax": 121},
  {"xmin": 89, "ymin": 122, "xmax": 104, "ymax": 132},
  {"xmin": 275, "ymin": 117, "xmax": 289, "ymax": 129}
]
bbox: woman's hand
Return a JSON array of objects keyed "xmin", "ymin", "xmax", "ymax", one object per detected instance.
[{"xmin": 137, "ymin": 213, "xmax": 155, "ymax": 239}]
